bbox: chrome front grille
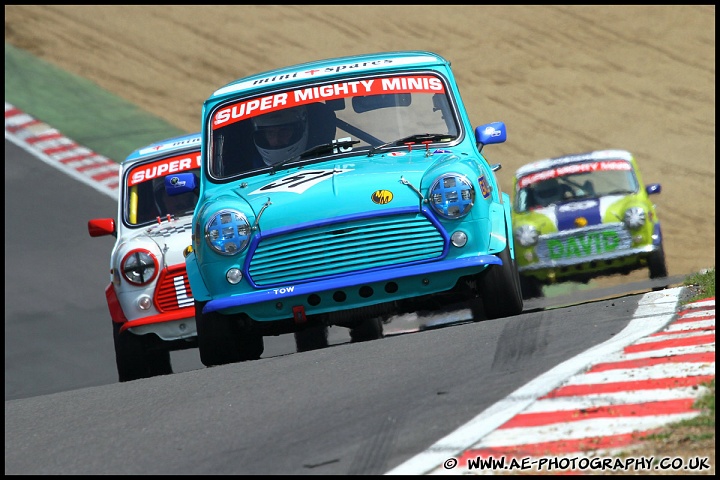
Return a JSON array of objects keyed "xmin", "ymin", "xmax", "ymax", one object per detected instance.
[
  {"xmin": 249, "ymin": 211, "xmax": 445, "ymax": 286},
  {"xmin": 155, "ymin": 265, "xmax": 194, "ymax": 311}
]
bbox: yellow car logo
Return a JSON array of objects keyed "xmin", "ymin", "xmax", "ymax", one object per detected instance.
[{"xmin": 371, "ymin": 190, "xmax": 393, "ymax": 204}]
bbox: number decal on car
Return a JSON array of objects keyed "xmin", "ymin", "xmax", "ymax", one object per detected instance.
[{"xmin": 250, "ymin": 169, "xmax": 352, "ymax": 195}]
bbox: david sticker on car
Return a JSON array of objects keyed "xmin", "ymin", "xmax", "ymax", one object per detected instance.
[{"xmin": 174, "ymin": 51, "xmax": 524, "ymax": 366}]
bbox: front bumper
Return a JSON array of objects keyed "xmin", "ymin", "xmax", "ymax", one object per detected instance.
[
  {"xmin": 121, "ymin": 312, "xmax": 197, "ymax": 341},
  {"xmin": 518, "ymin": 222, "xmax": 658, "ymax": 273},
  {"xmin": 519, "ymin": 244, "xmax": 657, "ymax": 273},
  {"xmin": 203, "ymin": 254, "xmax": 501, "ymax": 317}
]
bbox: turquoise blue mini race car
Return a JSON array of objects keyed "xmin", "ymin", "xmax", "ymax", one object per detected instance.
[
  {"xmin": 510, "ymin": 149, "xmax": 668, "ymax": 299},
  {"xmin": 173, "ymin": 51, "xmax": 524, "ymax": 365}
]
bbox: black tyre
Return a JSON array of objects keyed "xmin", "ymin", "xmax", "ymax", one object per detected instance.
[
  {"xmin": 112, "ymin": 321, "xmax": 172, "ymax": 382},
  {"xmin": 195, "ymin": 301, "xmax": 264, "ymax": 366},
  {"xmin": 237, "ymin": 331, "xmax": 265, "ymax": 361},
  {"xmin": 648, "ymin": 243, "xmax": 668, "ymax": 279},
  {"xmin": 467, "ymin": 296, "xmax": 485, "ymax": 323},
  {"xmin": 349, "ymin": 317, "xmax": 384, "ymax": 342},
  {"xmin": 294, "ymin": 323, "xmax": 329, "ymax": 352},
  {"xmin": 478, "ymin": 239, "xmax": 524, "ymax": 319},
  {"xmin": 519, "ymin": 275, "xmax": 544, "ymax": 300}
]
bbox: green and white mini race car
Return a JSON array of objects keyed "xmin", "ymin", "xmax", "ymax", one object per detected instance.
[{"xmin": 510, "ymin": 149, "xmax": 668, "ymax": 299}]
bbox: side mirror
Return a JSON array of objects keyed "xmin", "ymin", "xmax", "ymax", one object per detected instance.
[
  {"xmin": 475, "ymin": 122, "xmax": 507, "ymax": 154},
  {"xmin": 88, "ymin": 218, "xmax": 116, "ymax": 238},
  {"xmin": 646, "ymin": 183, "xmax": 662, "ymax": 195}
]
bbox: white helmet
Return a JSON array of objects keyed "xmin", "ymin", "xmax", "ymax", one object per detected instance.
[{"xmin": 252, "ymin": 107, "xmax": 309, "ymax": 166}]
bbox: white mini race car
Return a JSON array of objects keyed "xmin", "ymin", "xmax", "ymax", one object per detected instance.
[{"xmin": 88, "ymin": 132, "xmax": 201, "ymax": 381}]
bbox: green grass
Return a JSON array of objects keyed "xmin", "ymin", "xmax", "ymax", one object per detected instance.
[{"xmin": 683, "ymin": 267, "xmax": 715, "ymax": 304}]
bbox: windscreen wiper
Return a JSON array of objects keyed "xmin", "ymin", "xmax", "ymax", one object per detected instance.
[
  {"xmin": 368, "ymin": 133, "xmax": 456, "ymax": 156},
  {"xmin": 270, "ymin": 140, "xmax": 360, "ymax": 173},
  {"xmin": 299, "ymin": 139, "xmax": 360, "ymax": 158}
]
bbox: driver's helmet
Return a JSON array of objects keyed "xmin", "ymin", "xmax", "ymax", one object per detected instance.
[
  {"xmin": 533, "ymin": 178, "xmax": 562, "ymax": 205},
  {"xmin": 252, "ymin": 106, "xmax": 309, "ymax": 166},
  {"xmin": 153, "ymin": 178, "xmax": 196, "ymax": 217}
]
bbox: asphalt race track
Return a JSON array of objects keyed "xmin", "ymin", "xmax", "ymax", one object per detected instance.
[{"xmin": 5, "ymin": 126, "xmax": 702, "ymax": 474}]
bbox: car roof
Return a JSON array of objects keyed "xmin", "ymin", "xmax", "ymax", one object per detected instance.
[
  {"xmin": 514, "ymin": 149, "xmax": 634, "ymax": 179},
  {"xmin": 209, "ymin": 50, "xmax": 449, "ymax": 100},
  {"xmin": 123, "ymin": 132, "xmax": 202, "ymax": 165}
]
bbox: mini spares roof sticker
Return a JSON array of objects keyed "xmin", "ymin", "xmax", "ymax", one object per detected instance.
[
  {"xmin": 517, "ymin": 160, "xmax": 632, "ymax": 188},
  {"xmin": 515, "ymin": 149, "xmax": 633, "ymax": 178},
  {"xmin": 212, "ymin": 54, "xmax": 440, "ymax": 97},
  {"xmin": 128, "ymin": 151, "xmax": 201, "ymax": 186},
  {"xmin": 212, "ymin": 75, "xmax": 445, "ymax": 130},
  {"xmin": 137, "ymin": 136, "xmax": 201, "ymax": 156}
]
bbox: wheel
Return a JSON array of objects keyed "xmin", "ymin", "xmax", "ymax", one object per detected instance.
[
  {"xmin": 294, "ymin": 323, "xmax": 329, "ymax": 352},
  {"xmin": 236, "ymin": 331, "xmax": 264, "ymax": 361},
  {"xmin": 195, "ymin": 301, "xmax": 264, "ymax": 366},
  {"xmin": 195, "ymin": 301, "xmax": 242, "ymax": 366},
  {"xmin": 467, "ymin": 296, "xmax": 485, "ymax": 323},
  {"xmin": 478, "ymin": 238, "xmax": 524, "ymax": 319},
  {"xmin": 349, "ymin": 317, "xmax": 384, "ymax": 343},
  {"xmin": 519, "ymin": 275, "xmax": 544, "ymax": 300},
  {"xmin": 648, "ymin": 243, "xmax": 668, "ymax": 279},
  {"xmin": 112, "ymin": 321, "xmax": 172, "ymax": 382}
]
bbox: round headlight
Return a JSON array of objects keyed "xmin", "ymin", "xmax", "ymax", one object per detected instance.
[
  {"xmin": 120, "ymin": 249, "xmax": 158, "ymax": 285},
  {"xmin": 428, "ymin": 173, "xmax": 475, "ymax": 219},
  {"xmin": 623, "ymin": 207, "xmax": 646, "ymax": 229},
  {"xmin": 205, "ymin": 209, "xmax": 251, "ymax": 255},
  {"xmin": 514, "ymin": 225, "xmax": 539, "ymax": 247}
]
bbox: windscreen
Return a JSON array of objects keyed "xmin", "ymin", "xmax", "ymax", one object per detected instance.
[
  {"xmin": 125, "ymin": 151, "xmax": 201, "ymax": 225},
  {"xmin": 514, "ymin": 160, "xmax": 639, "ymax": 212},
  {"xmin": 208, "ymin": 73, "xmax": 460, "ymax": 179}
]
